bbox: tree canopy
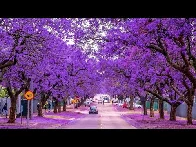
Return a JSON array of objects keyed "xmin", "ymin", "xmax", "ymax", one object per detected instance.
[{"xmin": 1, "ymin": 18, "xmax": 196, "ymax": 124}]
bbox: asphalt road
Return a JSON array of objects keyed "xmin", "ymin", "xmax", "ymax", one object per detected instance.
[{"xmin": 61, "ymin": 102, "xmax": 136, "ymax": 129}]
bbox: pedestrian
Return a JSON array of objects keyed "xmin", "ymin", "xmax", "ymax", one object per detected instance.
[
  {"xmin": 48, "ymin": 102, "xmax": 51, "ymax": 112},
  {"xmin": 44, "ymin": 103, "xmax": 47, "ymax": 113},
  {"xmin": 75, "ymin": 99, "xmax": 78, "ymax": 109},
  {"xmin": 2, "ymin": 103, "xmax": 6, "ymax": 116},
  {"xmin": 37, "ymin": 103, "xmax": 40, "ymax": 112},
  {"xmin": 103, "ymin": 99, "xmax": 104, "ymax": 105},
  {"xmin": 2, "ymin": 103, "xmax": 7, "ymax": 116}
]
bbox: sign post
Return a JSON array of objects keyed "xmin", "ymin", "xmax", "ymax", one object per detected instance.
[
  {"xmin": 6, "ymin": 97, "xmax": 8, "ymax": 118},
  {"xmin": 27, "ymin": 100, "xmax": 30, "ymax": 128},
  {"xmin": 21, "ymin": 97, "xmax": 23, "ymax": 124},
  {"xmin": 24, "ymin": 90, "xmax": 34, "ymax": 129},
  {"xmin": 140, "ymin": 97, "xmax": 146, "ymax": 120}
]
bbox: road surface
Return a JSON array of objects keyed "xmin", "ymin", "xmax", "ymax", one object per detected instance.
[{"xmin": 61, "ymin": 102, "xmax": 136, "ymax": 129}]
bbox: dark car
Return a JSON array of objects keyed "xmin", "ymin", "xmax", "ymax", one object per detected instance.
[{"xmin": 89, "ymin": 106, "xmax": 98, "ymax": 114}]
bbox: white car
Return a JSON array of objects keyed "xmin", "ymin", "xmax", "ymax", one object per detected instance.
[
  {"xmin": 84, "ymin": 100, "xmax": 91, "ymax": 107},
  {"xmin": 103, "ymin": 97, "xmax": 110, "ymax": 103},
  {"xmin": 134, "ymin": 103, "xmax": 142, "ymax": 108},
  {"xmin": 118, "ymin": 103, "xmax": 123, "ymax": 107},
  {"xmin": 112, "ymin": 98, "xmax": 118, "ymax": 103}
]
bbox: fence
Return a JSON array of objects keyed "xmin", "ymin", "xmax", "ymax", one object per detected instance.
[
  {"xmin": 146, "ymin": 100, "xmax": 168, "ymax": 111},
  {"xmin": 167, "ymin": 102, "xmax": 196, "ymax": 119}
]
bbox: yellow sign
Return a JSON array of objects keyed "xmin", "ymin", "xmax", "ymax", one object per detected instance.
[{"xmin": 24, "ymin": 90, "xmax": 34, "ymax": 100}]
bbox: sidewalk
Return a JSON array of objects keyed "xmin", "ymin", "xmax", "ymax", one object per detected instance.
[
  {"xmin": 0, "ymin": 104, "xmax": 87, "ymax": 129},
  {"xmin": 113, "ymin": 105, "xmax": 196, "ymax": 129}
]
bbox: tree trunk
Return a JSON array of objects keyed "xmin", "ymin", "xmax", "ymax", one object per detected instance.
[
  {"xmin": 58, "ymin": 101, "xmax": 61, "ymax": 113},
  {"xmin": 150, "ymin": 98, "xmax": 154, "ymax": 117},
  {"xmin": 169, "ymin": 105, "xmax": 177, "ymax": 121},
  {"xmin": 63, "ymin": 99, "xmax": 66, "ymax": 111},
  {"xmin": 41, "ymin": 100, "xmax": 47, "ymax": 108},
  {"xmin": 143, "ymin": 101, "xmax": 147, "ymax": 115},
  {"xmin": 8, "ymin": 98, "xmax": 17, "ymax": 123},
  {"xmin": 129, "ymin": 97, "xmax": 134, "ymax": 110},
  {"xmin": 158, "ymin": 99, "xmax": 164, "ymax": 119},
  {"xmin": 38, "ymin": 102, "xmax": 43, "ymax": 117},
  {"xmin": 53, "ymin": 100, "xmax": 58, "ymax": 113},
  {"xmin": 187, "ymin": 104, "xmax": 193, "ymax": 125}
]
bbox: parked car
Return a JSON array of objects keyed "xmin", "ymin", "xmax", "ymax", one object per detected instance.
[
  {"xmin": 98, "ymin": 99, "xmax": 102, "ymax": 104},
  {"xmin": 103, "ymin": 97, "xmax": 110, "ymax": 103},
  {"xmin": 89, "ymin": 106, "xmax": 98, "ymax": 114},
  {"xmin": 134, "ymin": 103, "xmax": 142, "ymax": 108},
  {"xmin": 112, "ymin": 98, "xmax": 118, "ymax": 103},
  {"xmin": 84, "ymin": 100, "xmax": 91, "ymax": 107},
  {"xmin": 113, "ymin": 103, "xmax": 118, "ymax": 106}
]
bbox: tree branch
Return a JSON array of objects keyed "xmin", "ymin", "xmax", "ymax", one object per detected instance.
[
  {"xmin": 114, "ymin": 68, "xmax": 131, "ymax": 79},
  {"xmin": 186, "ymin": 36, "xmax": 196, "ymax": 70},
  {"xmin": 171, "ymin": 85, "xmax": 184, "ymax": 98},
  {"xmin": 180, "ymin": 50, "xmax": 190, "ymax": 68},
  {"xmin": 15, "ymin": 78, "xmax": 31, "ymax": 97},
  {"xmin": 147, "ymin": 44, "xmax": 167, "ymax": 56},
  {"xmin": 148, "ymin": 41, "xmax": 196, "ymax": 87},
  {"xmin": 7, "ymin": 86, "xmax": 14, "ymax": 99},
  {"xmin": 0, "ymin": 58, "xmax": 17, "ymax": 70},
  {"xmin": 145, "ymin": 89, "xmax": 170, "ymax": 104},
  {"xmin": 70, "ymin": 68, "xmax": 87, "ymax": 76}
]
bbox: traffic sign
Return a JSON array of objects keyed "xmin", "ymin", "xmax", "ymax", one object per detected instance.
[{"xmin": 24, "ymin": 90, "xmax": 34, "ymax": 100}]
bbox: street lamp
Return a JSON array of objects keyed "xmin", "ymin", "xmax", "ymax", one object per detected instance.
[
  {"xmin": 5, "ymin": 96, "xmax": 8, "ymax": 118},
  {"xmin": 21, "ymin": 96, "xmax": 23, "ymax": 124}
]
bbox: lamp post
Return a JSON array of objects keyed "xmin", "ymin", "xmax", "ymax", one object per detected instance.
[
  {"xmin": 27, "ymin": 100, "xmax": 30, "ymax": 129},
  {"xmin": 21, "ymin": 96, "xmax": 23, "ymax": 124},
  {"xmin": 5, "ymin": 96, "xmax": 8, "ymax": 118}
]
